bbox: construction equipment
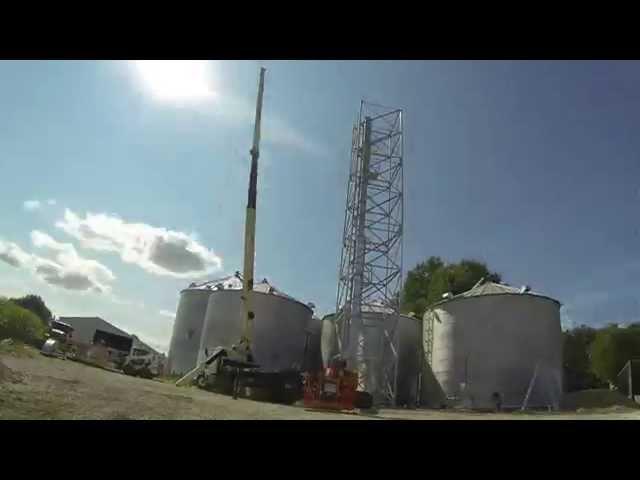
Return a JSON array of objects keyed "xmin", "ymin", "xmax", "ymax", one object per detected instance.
[
  {"xmin": 303, "ymin": 357, "xmax": 373, "ymax": 411},
  {"xmin": 236, "ymin": 66, "xmax": 266, "ymax": 366},
  {"xmin": 176, "ymin": 67, "xmax": 303, "ymax": 404}
]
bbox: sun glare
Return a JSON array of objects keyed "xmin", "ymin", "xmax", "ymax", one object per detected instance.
[{"xmin": 133, "ymin": 60, "xmax": 216, "ymax": 102}]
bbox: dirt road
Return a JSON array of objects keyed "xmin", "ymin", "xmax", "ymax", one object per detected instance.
[{"xmin": 2, "ymin": 349, "xmax": 639, "ymax": 420}]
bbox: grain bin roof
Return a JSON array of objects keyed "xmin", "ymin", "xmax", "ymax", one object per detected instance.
[
  {"xmin": 184, "ymin": 274, "xmax": 312, "ymax": 310},
  {"xmin": 429, "ymin": 280, "xmax": 561, "ymax": 309}
]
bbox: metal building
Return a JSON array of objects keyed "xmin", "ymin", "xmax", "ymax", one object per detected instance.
[
  {"xmin": 321, "ymin": 309, "xmax": 421, "ymax": 406},
  {"xmin": 422, "ymin": 281, "xmax": 563, "ymax": 410},
  {"xmin": 57, "ymin": 316, "xmax": 163, "ymax": 368},
  {"xmin": 58, "ymin": 316, "xmax": 131, "ymax": 348},
  {"xmin": 197, "ymin": 279, "xmax": 314, "ymax": 372},
  {"xmin": 167, "ymin": 281, "xmax": 221, "ymax": 375},
  {"xmin": 58, "ymin": 316, "xmax": 133, "ymax": 363}
]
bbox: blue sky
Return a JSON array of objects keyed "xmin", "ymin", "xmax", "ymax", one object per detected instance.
[{"xmin": 1, "ymin": 60, "xmax": 639, "ymax": 351}]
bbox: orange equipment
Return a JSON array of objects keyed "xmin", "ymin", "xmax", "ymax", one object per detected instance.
[{"xmin": 303, "ymin": 358, "xmax": 372, "ymax": 411}]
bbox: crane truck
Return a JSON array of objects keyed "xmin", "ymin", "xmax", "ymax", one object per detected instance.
[{"xmin": 175, "ymin": 68, "xmax": 299, "ymax": 404}]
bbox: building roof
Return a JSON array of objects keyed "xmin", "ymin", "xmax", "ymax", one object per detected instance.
[
  {"xmin": 428, "ymin": 280, "xmax": 560, "ymax": 309},
  {"xmin": 58, "ymin": 316, "xmax": 131, "ymax": 338},
  {"xmin": 183, "ymin": 274, "xmax": 313, "ymax": 310},
  {"xmin": 458, "ymin": 281, "xmax": 525, "ymax": 297},
  {"xmin": 59, "ymin": 317, "xmax": 163, "ymax": 356},
  {"xmin": 131, "ymin": 336, "xmax": 164, "ymax": 357}
]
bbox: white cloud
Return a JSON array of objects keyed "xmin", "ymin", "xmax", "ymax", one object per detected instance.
[
  {"xmin": 23, "ymin": 199, "xmax": 58, "ymax": 211},
  {"xmin": 0, "ymin": 233, "xmax": 115, "ymax": 294},
  {"xmin": 30, "ymin": 231, "xmax": 115, "ymax": 293},
  {"xmin": 142, "ymin": 338, "xmax": 170, "ymax": 355},
  {"xmin": 263, "ymin": 115, "xmax": 328, "ymax": 157},
  {"xmin": 199, "ymin": 93, "xmax": 327, "ymax": 157},
  {"xmin": 56, "ymin": 209, "xmax": 223, "ymax": 279},
  {"xmin": 0, "ymin": 240, "xmax": 32, "ymax": 267},
  {"xmin": 159, "ymin": 309, "xmax": 175, "ymax": 318},
  {"xmin": 110, "ymin": 295, "xmax": 146, "ymax": 309},
  {"xmin": 23, "ymin": 200, "xmax": 41, "ymax": 211}
]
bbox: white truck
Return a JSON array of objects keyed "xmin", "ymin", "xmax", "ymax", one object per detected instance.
[{"xmin": 121, "ymin": 342, "xmax": 163, "ymax": 379}]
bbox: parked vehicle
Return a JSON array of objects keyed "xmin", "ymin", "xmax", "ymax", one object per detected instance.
[
  {"xmin": 41, "ymin": 320, "xmax": 77, "ymax": 360},
  {"xmin": 121, "ymin": 346, "xmax": 161, "ymax": 379}
]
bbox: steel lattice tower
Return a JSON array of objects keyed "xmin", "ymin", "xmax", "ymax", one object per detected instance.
[{"xmin": 335, "ymin": 101, "xmax": 404, "ymax": 406}]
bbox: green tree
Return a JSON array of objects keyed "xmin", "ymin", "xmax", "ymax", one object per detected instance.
[
  {"xmin": 10, "ymin": 294, "xmax": 52, "ymax": 326},
  {"xmin": 401, "ymin": 257, "xmax": 501, "ymax": 317},
  {"xmin": 590, "ymin": 325, "xmax": 640, "ymax": 384},
  {"xmin": 401, "ymin": 256, "xmax": 444, "ymax": 316},
  {"xmin": 0, "ymin": 299, "xmax": 47, "ymax": 346},
  {"xmin": 563, "ymin": 325, "xmax": 604, "ymax": 391}
]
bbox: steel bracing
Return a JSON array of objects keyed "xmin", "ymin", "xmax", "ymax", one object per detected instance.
[{"xmin": 335, "ymin": 101, "xmax": 404, "ymax": 405}]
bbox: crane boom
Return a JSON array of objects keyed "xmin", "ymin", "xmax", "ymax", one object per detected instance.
[{"xmin": 239, "ymin": 67, "xmax": 266, "ymax": 358}]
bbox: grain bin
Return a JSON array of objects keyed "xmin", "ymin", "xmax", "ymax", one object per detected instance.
[
  {"xmin": 320, "ymin": 313, "xmax": 339, "ymax": 367},
  {"xmin": 167, "ymin": 276, "xmax": 241, "ymax": 375},
  {"xmin": 168, "ymin": 285, "xmax": 215, "ymax": 375},
  {"xmin": 304, "ymin": 317, "xmax": 323, "ymax": 372},
  {"xmin": 198, "ymin": 280, "xmax": 314, "ymax": 372},
  {"xmin": 423, "ymin": 281, "xmax": 563, "ymax": 410},
  {"xmin": 395, "ymin": 313, "xmax": 421, "ymax": 406},
  {"xmin": 321, "ymin": 309, "xmax": 421, "ymax": 406}
]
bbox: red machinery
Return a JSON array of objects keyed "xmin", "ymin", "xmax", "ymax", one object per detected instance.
[{"xmin": 303, "ymin": 359, "xmax": 373, "ymax": 411}]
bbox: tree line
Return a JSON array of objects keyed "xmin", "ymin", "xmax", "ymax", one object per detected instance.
[
  {"xmin": 564, "ymin": 323, "xmax": 640, "ymax": 390},
  {"xmin": 0, "ymin": 294, "xmax": 53, "ymax": 347},
  {"xmin": 401, "ymin": 256, "xmax": 501, "ymax": 318}
]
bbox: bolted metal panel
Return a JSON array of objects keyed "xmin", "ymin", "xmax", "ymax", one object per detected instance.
[
  {"xmin": 321, "ymin": 313, "xmax": 339, "ymax": 368},
  {"xmin": 395, "ymin": 314, "xmax": 422, "ymax": 407},
  {"xmin": 323, "ymin": 311, "xmax": 420, "ymax": 406},
  {"xmin": 335, "ymin": 100, "xmax": 404, "ymax": 405},
  {"xmin": 168, "ymin": 288, "xmax": 215, "ymax": 375},
  {"xmin": 426, "ymin": 292, "xmax": 563, "ymax": 410},
  {"xmin": 198, "ymin": 289, "xmax": 313, "ymax": 372},
  {"xmin": 304, "ymin": 317, "xmax": 323, "ymax": 372}
]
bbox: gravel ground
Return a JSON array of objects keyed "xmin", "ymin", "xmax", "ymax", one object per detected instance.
[
  {"xmin": 0, "ymin": 354, "xmax": 363, "ymax": 420},
  {"xmin": 2, "ymin": 350, "xmax": 640, "ymax": 420}
]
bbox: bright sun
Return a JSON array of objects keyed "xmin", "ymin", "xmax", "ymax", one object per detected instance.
[{"xmin": 133, "ymin": 60, "xmax": 215, "ymax": 102}]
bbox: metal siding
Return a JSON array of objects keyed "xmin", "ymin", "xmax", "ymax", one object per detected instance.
[
  {"xmin": 427, "ymin": 294, "xmax": 563, "ymax": 409},
  {"xmin": 167, "ymin": 289, "xmax": 213, "ymax": 375},
  {"xmin": 321, "ymin": 312, "xmax": 421, "ymax": 405},
  {"xmin": 320, "ymin": 313, "xmax": 338, "ymax": 367},
  {"xmin": 305, "ymin": 317, "xmax": 323, "ymax": 372},
  {"xmin": 395, "ymin": 315, "xmax": 422, "ymax": 406},
  {"xmin": 58, "ymin": 317, "xmax": 130, "ymax": 347},
  {"xmin": 198, "ymin": 290, "xmax": 312, "ymax": 372}
]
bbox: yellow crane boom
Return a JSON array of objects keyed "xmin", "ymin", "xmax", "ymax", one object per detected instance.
[{"xmin": 238, "ymin": 67, "xmax": 266, "ymax": 360}]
